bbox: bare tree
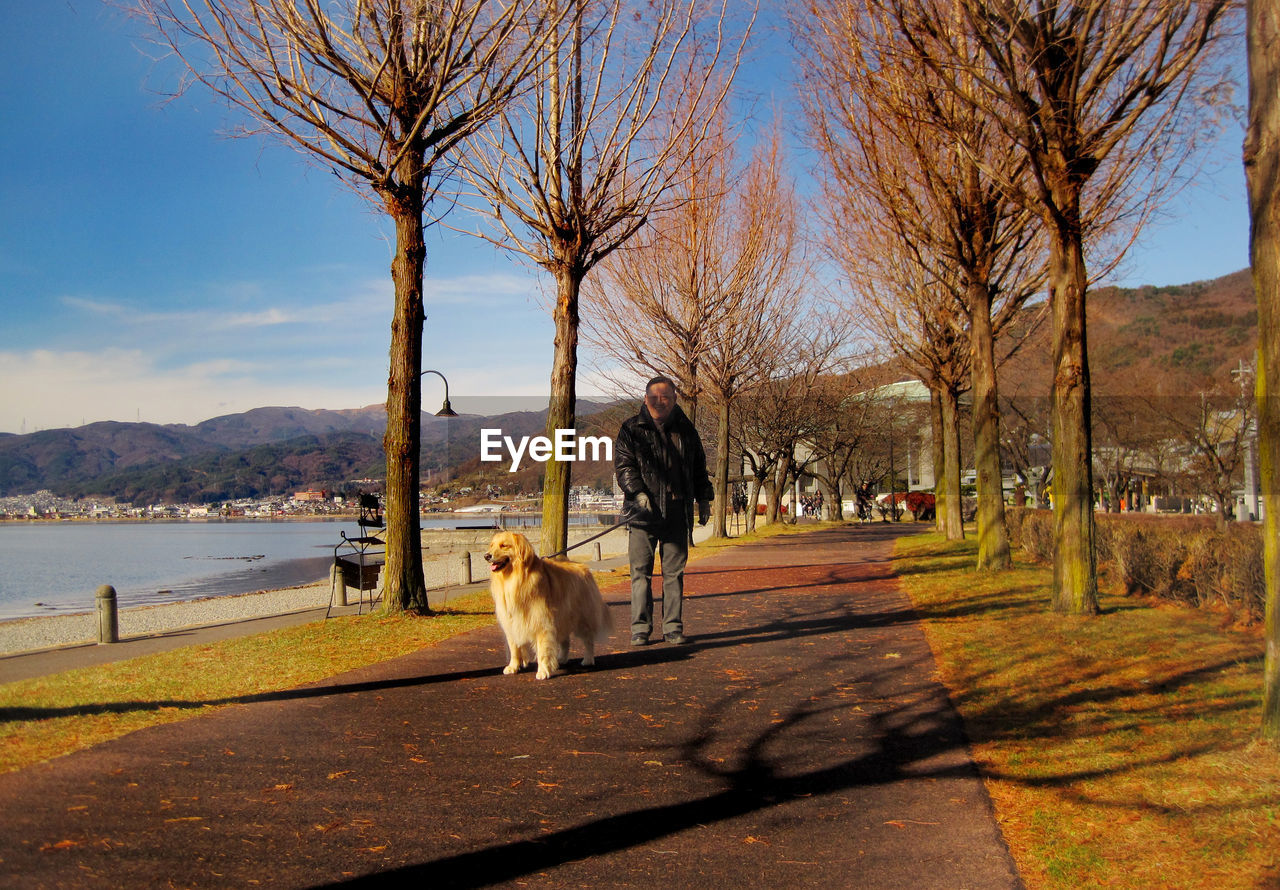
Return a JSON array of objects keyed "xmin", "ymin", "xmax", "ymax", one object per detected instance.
[
  {"xmin": 798, "ymin": 13, "xmax": 965, "ymax": 542},
  {"xmin": 579, "ymin": 101, "xmax": 742, "ymax": 425},
  {"xmin": 1245, "ymin": 0, "xmax": 1280, "ymax": 742},
  {"xmin": 797, "ymin": 0, "xmax": 1045, "ymax": 567},
  {"xmin": 731, "ymin": 386, "xmax": 787, "ymax": 531},
  {"xmin": 894, "ymin": 0, "xmax": 1238, "ymax": 613},
  {"xmin": 136, "ymin": 0, "xmax": 561, "ymax": 612},
  {"xmin": 459, "ymin": 0, "xmax": 750, "ymax": 556},
  {"xmin": 1000, "ymin": 393, "xmax": 1053, "ymax": 506},
  {"xmin": 1161, "ymin": 387, "xmax": 1256, "ymax": 529},
  {"xmin": 801, "ymin": 378, "xmax": 886, "ymax": 522},
  {"xmin": 581, "ymin": 110, "xmax": 812, "ymax": 538},
  {"xmin": 730, "ymin": 351, "xmax": 841, "ymax": 531},
  {"xmin": 823, "ymin": 196, "xmax": 971, "ymax": 541},
  {"xmin": 1091, "ymin": 395, "xmax": 1167, "ymax": 512},
  {"xmin": 696, "ymin": 125, "xmax": 810, "ymax": 537}
]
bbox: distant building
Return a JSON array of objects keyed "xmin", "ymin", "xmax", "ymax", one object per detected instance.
[{"xmin": 293, "ymin": 489, "xmax": 330, "ymax": 503}]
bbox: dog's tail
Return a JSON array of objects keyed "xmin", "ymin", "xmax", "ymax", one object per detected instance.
[{"xmin": 593, "ymin": 581, "xmax": 613, "ymax": 644}]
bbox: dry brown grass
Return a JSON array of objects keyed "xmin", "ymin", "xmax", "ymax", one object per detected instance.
[{"xmin": 895, "ymin": 532, "xmax": 1280, "ymax": 889}]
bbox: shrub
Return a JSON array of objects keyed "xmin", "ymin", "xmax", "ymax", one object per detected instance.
[
  {"xmin": 1006, "ymin": 507, "xmax": 1054, "ymax": 563},
  {"xmin": 905, "ymin": 490, "xmax": 935, "ymax": 521},
  {"xmin": 1005, "ymin": 505, "xmax": 1028, "ymax": 548},
  {"xmin": 1096, "ymin": 520, "xmax": 1155, "ymax": 596},
  {"xmin": 1005, "ymin": 508, "xmax": 1265, "ymax": 620},
  {"xmin": 1175, "ymin": 525, "xmax": 1266, "ymax": 614}
]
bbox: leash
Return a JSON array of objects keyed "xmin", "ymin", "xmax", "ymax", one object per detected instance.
[{"xmin": 540, "ymin": 513, "xmax": 633, "ymax": 561}]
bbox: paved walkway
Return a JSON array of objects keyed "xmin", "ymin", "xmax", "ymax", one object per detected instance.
[{"xmin": 0, "ymin": 525, "xmax": 1022, "ymax": 889}]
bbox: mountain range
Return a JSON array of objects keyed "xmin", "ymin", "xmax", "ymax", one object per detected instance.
[
  {"xmin": 0, "ymin": 269, "xmax": 1258, "ymax": 504},
  {"xmin": 0, "ymin": 401, "xmax": 621, "ymax": 505}
]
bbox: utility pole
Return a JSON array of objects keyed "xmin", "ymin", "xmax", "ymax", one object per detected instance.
[{"xmin": 1232, "ymin": 358, "xmax": 1260, "ymax": 522}]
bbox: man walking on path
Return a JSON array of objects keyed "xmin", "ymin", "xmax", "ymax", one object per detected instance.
[{"xmin": 615, "ymin": 375, "xmax": 714, "ymax": 647}]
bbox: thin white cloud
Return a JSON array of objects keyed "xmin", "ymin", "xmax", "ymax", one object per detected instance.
[
  {"xmin": 221, "ymin": 307, "xmax": 299, "ymax": 328},
  {"xmin": 60, "ymin": 296, "xmax": 128, "ymax": 316},
  {"xmin": 0, "ymin": 348, "xmax": 386, "ymax": 433},
  {"xmin": 3, "ymin": 269, "xmax": 559, "ymax": 434},
  {"xmin": 0, "ymin": 340, "xmax": 568, "ymax": 434},
  {"xmin": 55, "ymin": 286, "xmax": 388, "ymax": 342},
  {"xmin": 424, "ymin": 271, "xmax": 541, "ymax": 304}
]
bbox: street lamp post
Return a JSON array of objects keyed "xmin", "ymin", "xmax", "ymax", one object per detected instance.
[
  {"xmin": 421, "ymin": 370, "xmax": 458, "ymax": 492},
  {"xmin": 421, "ymin": 369, "xmax": 459, "ymax": 418}
]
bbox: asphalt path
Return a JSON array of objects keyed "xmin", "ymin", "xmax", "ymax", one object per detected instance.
[{"xmin": 0, "ymin": 523, "xmax": 1023, "ymax": 889}]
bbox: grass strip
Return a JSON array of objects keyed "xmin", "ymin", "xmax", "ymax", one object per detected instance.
[{"xmin": 895, "ymin": 532, "xmax": 1280, "ymax": 889}]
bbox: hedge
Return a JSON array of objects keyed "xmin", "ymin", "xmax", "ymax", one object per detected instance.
[{"xmin": 1005, "ymin": 507, "xmax": 1266, "ymax": 619}]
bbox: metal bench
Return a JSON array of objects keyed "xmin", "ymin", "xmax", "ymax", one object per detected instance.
[{"xmin": 327, "ymin": 494, "xmax": 385, "ymax": 617}]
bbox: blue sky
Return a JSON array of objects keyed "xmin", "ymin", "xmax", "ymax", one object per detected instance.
[{"xmin": 0, "ymin": 2, "xmax": 1252, "ymax": 436}]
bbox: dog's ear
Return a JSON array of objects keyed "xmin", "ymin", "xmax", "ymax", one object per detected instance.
[{"xmin": 515, "ymin": 533, "xmax": 535, "ymax": 566}]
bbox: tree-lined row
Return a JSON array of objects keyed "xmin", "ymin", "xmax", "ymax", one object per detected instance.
[{"xmin": 134, "ymin": 0, "xmax": 1277, "ymax": 740}]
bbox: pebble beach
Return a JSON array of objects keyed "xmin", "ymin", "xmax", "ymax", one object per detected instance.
[{"xmin": 0, "ymin": 524, "xmax": 639, "ymax": 656}]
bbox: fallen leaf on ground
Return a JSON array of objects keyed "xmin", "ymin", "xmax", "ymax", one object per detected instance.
[{"xmin": 40, "ymin": 839, "xmax": 80, "ymax": 852}]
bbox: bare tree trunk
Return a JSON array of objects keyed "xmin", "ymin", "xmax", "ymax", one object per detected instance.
[
  {"xmin": 1247, "ymin": 0, "xmax": 1280, "ymax": 741},
  {"xmin": 1213, "ymin": 493, "xmax": 1233, "ymax": 531},
  {"xmin": 769, "ymin": 454, "xmax": 791, "ymax": 524},
  {"xmin": 381, "ymin": 184, "xmax": 428, "ymax": 613},
  {"xmin": 1047, "ymin": 197, "xmax": 1100, "ymax": 615},
  {"xmin": 537, "ymin": 9, "xmax": 575, "ymax": 560},
  {"xmin": 541, "ymin": 265, "xmax": 579, "ymax": 557},
  {"xmin": 930, "ymin": 389, "xmax": 947, "ymax": 535},
  {"xmin": 939, "ymin": 386, "xmax": 964, "ymax": 541},
  {"xmin": 970, "ymin": 281, "xmax": 1011, "ymax": 570},
  {"xmin": 712, "ymin": 400, "xmax": 730, "ymax": 538},
  {"xmin": 747, "ymin": 476, "xmax": 761, "ymax": 533}
]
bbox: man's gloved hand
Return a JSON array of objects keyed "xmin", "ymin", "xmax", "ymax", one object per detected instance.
[
  {"xmin": 634, "ymin": 492, "xmax": 654, "ymax": 516},
  {"xmin": 697, "ymin": 500, "xmax": 711, "ymax": 526}
]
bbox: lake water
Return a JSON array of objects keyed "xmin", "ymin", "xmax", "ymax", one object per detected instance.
[{"xmin": 0, "ymin": 515, "xmax": 607, "ymax": 621}]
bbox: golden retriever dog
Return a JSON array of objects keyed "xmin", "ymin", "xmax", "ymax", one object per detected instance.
[{"xmin": 484, "ymin": 530, "xmax": 612, "ymax": 679}]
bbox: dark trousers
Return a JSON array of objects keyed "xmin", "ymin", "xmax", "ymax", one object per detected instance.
[{"xmin": 628, "ymin": 508, "xmax": 689, "ymax": 637}]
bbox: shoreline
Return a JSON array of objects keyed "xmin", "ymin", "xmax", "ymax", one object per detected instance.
[
  {"xmin": 0, "ymin": 516, "xmax": 624, "ymax": 623},
  {"xmin": 0, "ymin": 524, "xmax": 653, "ymax": 657},
  {"xmin": 0, "ymin": 505, "xmax": 582, "ymax": 524}
]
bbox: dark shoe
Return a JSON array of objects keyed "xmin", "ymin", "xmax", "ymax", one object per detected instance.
[
  {"xmin": 663, "ymin": 632, "xmax": 689, "ymax": 645},
  {"xmin": 630, "ymin": 633, "xmax": 650, "ymax": 647}
]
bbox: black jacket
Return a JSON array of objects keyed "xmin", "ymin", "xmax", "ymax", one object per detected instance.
[{"xmin": 615, "ymin": 403, "xmax": 714, "ymax": 532}]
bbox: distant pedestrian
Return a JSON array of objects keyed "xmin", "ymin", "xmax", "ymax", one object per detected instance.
[{"xmin": 615, "ymin": 376, "xmax": 713, "ymax": 647}]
